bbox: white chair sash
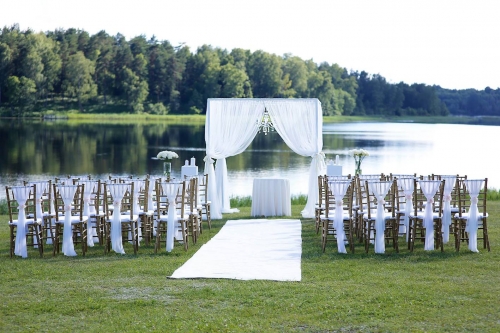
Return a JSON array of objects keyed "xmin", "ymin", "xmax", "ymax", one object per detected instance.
[
  {"xmin": 79, "ymin": 180, "xmax": 96, "ymax": 247},
  {"xmin": 30, "ymin": 181, "xmax": 48, "ymax": 248},
  {"xmin": 30, "ymin": 181, "xmax": 47, "ymax": 224},
  {"xmin": 131, "ymin": 180, "xmax": 144, "ymax": 242},
  {"xmin": 441, "ymin": 176, "xmax": 456, "ymax": 244},
  {"xmin": 368, "ymin": 181, "xmax": 392, "ymax": 254},
  {"xmin": 59, "ymin": 185, "xmax": 78, "ymax": 256},
  {"xmin": 397, "ymin": 177, "xmax": 414, "ymax": 242},
  {"xmin": 328, "ymin": 180, "xmax": 351, "ymax": 254},
  {"xmin": 108, "ymin": 183, "xmax": 129, "ymax": 254},
  {"xmin": 418, "ymin": 180, "xmax": 441, "ymax": 251},
  {"xmin": 465, "ymin": 179, "xmax": 483, "ymax": 253},
  {"xmin": 161, "ymin": 182, "xmax": 181, "ymax": 252},
  {"xmin": 13, "ymin": 186, "xmax": 31, "ymax": 258}
]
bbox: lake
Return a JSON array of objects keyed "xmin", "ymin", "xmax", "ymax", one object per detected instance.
[{"xmin": 1, "ymin": 119, "xmax": 498, "ymax": 201}]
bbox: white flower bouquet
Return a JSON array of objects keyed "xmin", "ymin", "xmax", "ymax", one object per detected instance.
[
  {"xmin": 348, "ymin": 149, "xmax": 369, "ymax": 175},
  {"xmin": 156, "ymin": 150, "xmax": 178, "ymax": 179},
  {"xmin": 157, "ymin": 150, "xmax": 179, "ymax": 160}
]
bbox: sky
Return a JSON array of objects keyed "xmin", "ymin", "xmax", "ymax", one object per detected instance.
[{"xmin": 1, "ymin": 0, "xmax": 498, "ymax": 90}]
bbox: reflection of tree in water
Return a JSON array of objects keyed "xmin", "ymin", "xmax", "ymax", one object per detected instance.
[{"xmin": 0, "ymin": 121, "xmax": 204, "ymax": 177}]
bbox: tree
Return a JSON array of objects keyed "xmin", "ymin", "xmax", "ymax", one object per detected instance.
[
  {"xmin": 122, "ymin": 66, "xmax": 148, "ymax": 113},
  {"xmin": 219, "ymin": 63, "xmax": 252, "ymax": 98},
  {"xmin": 283, "ymin": 55, "xmax": 308, "ymax": 97},
  {"xmin": 0, "ymin": 42, "xmax": 12, "ymax": 105},
  {"xmin": 5, "ymin": 75, "xmax": 36, "ymax": 115},
  {"xmin": 247, "ymin": 50, "xmax": 283, "ymax": 98},
  {"xmin": 180, "ymin": 45, "xmax": 221, "ymax": 113},
  {"xmin": 90, "ymin": 30, "xmax": 116, "ymax": 105},
  {"xmin": 62, "ymin": 51, "xmax": 97, "ymax": 111}
]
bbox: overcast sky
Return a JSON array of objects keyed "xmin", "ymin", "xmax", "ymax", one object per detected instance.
[{"xmin": 1, "ymin": 0, "xmax": 498, "ymax": 90}]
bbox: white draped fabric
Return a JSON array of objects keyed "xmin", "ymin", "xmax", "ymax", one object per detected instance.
[
  {"xmin": 368, "ymin": 181, "xmax": 392, "ymax": 254},
  {"xmin": 266, "ymin": 100, "xmax": 325, "ymax": 218},
  {"xmin": 30, "ymin": 181, "xmax": 47, "ymax": 227},
  {"xmin": 441, "ymin": 176, "xmax": 457, "ymax": 244},
  {"xmin": 58, "ymin": 185, "xmax": 78, "ymax": 257},
  {"xmin": 13, "ymin": 186, "xmax": 32, "ymax": 258},
  {"xmin": 397, "ymin": 177, "xmax": 414, "ymax": 242},
  {"xmin": 108, "ymin": 183, "xmax": 129, "ymax": 254},
  {"xmin": 204, "ymin": 99, "xmax": 261, "ymax": 219},
  {"xmin": 464, "ymin": 179, "xmax": 484, "ymax": 253},
  {"xmin": 131, "ymin": 180, "xmax": 144, "ymax": 242},
  {"xmin": 328, "ymin": 180, "xmax": 351, "ymax": 254},
  {"xmin": 204, "ymin": 98, "xmax": 324, "ymax": 219},
  {"xmin": 79, "ymin": 180, "xmax": 96, "ymax": 247},
  {"xmin": 418, "ymin": 180, "xmax": 441, "ymax": 251},
  {"xmin": 30, "ymin": 181, "xmax": 47, "ymax": 248},
  {"xmin": 148, "ymin": 177, "xmax": 158, "ymax": 236},
  {"xmin": 161, "ymin": 182, "xmax": 180, "ymax": 252}
]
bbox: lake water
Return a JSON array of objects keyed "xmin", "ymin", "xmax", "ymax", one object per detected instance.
[{"xmin": 1, "ymin": 120, "xmax": 498, "ymax": 200}]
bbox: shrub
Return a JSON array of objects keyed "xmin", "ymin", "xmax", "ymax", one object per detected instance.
[{"xmin": 146, "ymin": 103, "xmax": 168, "ymax": 115}]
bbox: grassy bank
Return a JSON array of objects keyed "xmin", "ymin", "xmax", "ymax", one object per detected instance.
[
  {"xmin": 4, "ymin": 111, "xmax": 500, "ymax": 126},
  {"xmin": 1, "ymin": 201, "xmax": 498, "ymax": 332}
]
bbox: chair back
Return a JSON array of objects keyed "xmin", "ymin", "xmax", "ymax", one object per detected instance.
[
  {"xmin": 6, "ymin": 185, "xmax": 37, "ymax": 223},
  {"xmin": 199, "ymin": 174, "xmax": 209, "ymax": 205},
  {"xmin": 53, "ymin": 184, "xmax": 85, "ymax": 221},
  {"xmin": 104, "ymin": 182, "xmax": 134, "ymax": 221}
]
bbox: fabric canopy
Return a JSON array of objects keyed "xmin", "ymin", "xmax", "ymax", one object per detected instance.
[{"xmin": 204, "ymin": 98, "xmax": 325, "ymax": 219}]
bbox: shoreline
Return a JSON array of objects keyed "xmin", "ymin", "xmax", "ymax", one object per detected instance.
[{"xmin": 2, "ymin": 114, "xmax": 500, "ymax": 126}]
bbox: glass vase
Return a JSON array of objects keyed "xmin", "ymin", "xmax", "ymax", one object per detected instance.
[
  {"xmin": 163, "ymin": 161, "xmax": 171, "ymax": 181},
  {"xmin": 355, "ymin": 167, "xmax": 362, "ymax": 176}
]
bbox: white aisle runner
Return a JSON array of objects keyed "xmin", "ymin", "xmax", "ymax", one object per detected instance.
[{"xmin": 169, "ymin": 219, "xmax": 302, "ymax": 281}]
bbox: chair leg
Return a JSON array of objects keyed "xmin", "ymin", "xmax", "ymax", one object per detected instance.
[
  {"xmin": 134, "ymin": 220, "xmax": 139, "ymax": 254},
  {"xmin": 181, "ymin": 220, "xmax": 189, "ymax": 251},
  {"xmin": 36, "ymin": 223, "xmax": 44, "ymax": 258},
  {"xmin": 154, "ymin": 222, "xmax": 161, "ymax": 253},
  {"xmin": 206, "ymin": 205, "xmax": 212, "ymax": 229},
  {"xmin": 53, "ymin": 223, "xmax": 59, "ymax": 256},
  {"xmin": 364, "ymin": 220, "xmax": 370, "ymax": 253},
  {"xmin": 82, "ymin": 223, "xmax": 87, "ymax": 256},
  {"xmin": 10, "ymin": 226, "xmax": 15, "ymax": 258},
  {"xmin": 321, "ymin": 219, "xmax": 327, "ymax": 252},
  {"xmin": 105, "ymin": 222, "xmax": 111, "ymax": 254},
  {"xmin": 348, "ymin": 221, "xmax": 355, "ymax": 254},
  {"xmin": 483, "ymin": 220, "xmax": 490, "ymax": 252}
]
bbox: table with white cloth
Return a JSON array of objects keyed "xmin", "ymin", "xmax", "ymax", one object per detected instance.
[{"xmin": 251, "ymin": 178, "xmax": 291, "ymax": 217}]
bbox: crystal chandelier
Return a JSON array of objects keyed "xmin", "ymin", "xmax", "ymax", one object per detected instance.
[{"xmin": 257, "ymin": 108, "xmax": 275, "ymax": 135}]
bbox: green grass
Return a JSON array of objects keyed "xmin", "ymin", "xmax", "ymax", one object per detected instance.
[
  {"xmin": 1, "ymin": 203, "xmax": 499, "ymax": 332},
  {"xmin": 230, "ymin": 194, "xmax": 308, "ymax": 208}
]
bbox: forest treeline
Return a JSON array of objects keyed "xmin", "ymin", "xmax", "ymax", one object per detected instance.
[{"xmin": 0, "ymin": 25, "xmax": 497, "ymax": 117}]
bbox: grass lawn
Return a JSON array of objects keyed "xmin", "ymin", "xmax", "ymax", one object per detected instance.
[{"xmin": 1, "ymin": 203, "xmax": 499, "ymax": 332}]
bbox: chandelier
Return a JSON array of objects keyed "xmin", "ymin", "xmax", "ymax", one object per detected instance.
[{"xmin": 257, "ymin": 108, "xmax": 275, "ymax": 135}]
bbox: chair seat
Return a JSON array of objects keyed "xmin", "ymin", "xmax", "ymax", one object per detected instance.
[
  {"xmin": 9, "ymin": 218, "xmax": 42, "ymax": 226},
  {"xmin": 158, "ymin": 214, "xmax": 190, "ymax": 222},
  {"xmin": 365, "ymin": 210, "xmax": 395, "ymax": 220},
  {"xmin": 114, "ymin": 214, "xmax": 139, "ymax": 223},
  {"xmin": 409, "ymin": 212, "xmax": 441, "ymax": 220},
  {"xmin": 454, "ymin": 213, "xmax": 488, "ymax": 220},
  {"xmin": 55, "ymin": 215, "xmax": 89, "ymax": 224},
  {"xmin": 320, "ymin": 212, "xmax": 351, "ymax": 221},
  {"xmin": 138, "ymin": 210, "xmax": 154, "ymax": 216}
]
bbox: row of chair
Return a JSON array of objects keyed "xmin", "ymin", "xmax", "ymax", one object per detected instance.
[
  {"xmin": 316, "ymin": 173, "xmax": 490, "ymax": 254},
  {"xmin": 5, "ymin": 174, "xmax": 212, "ymax": 258}
]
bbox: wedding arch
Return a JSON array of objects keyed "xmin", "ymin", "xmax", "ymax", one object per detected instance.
[{"xmin": 203, "ymin": 98, "xmax": 326, "ymax": 219}]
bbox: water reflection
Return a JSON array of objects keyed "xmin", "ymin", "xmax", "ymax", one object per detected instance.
[{"xmin": 1, "ymin": 120, "xmax": 499, "ymax": 201}]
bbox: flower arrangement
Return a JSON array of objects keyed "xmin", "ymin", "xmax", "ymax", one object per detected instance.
[
  {"xmin": 348, "ymin": 148, "xmax": 369, "ymax": 175},
  {"xmin": 156, "ymin": 150, "xmax": 178, "ymax": 179},
  {"xmin": 157, "ymin": 151, "xmax": 179, "ymax": 160}
]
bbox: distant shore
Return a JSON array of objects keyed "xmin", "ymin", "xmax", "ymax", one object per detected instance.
[{"xmin": 1, "ymin": 113, "xmax": 500, "ymax": 126}]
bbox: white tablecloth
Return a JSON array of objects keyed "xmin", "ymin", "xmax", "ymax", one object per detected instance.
[{"xmin": 251, "ymin": 178, "xmax": 291, "ymax": 217}]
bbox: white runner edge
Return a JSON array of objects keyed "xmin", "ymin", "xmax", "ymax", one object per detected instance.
[{"xmin": 169, "ymin": 219, "xmax": 302, "ymax": 281}]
